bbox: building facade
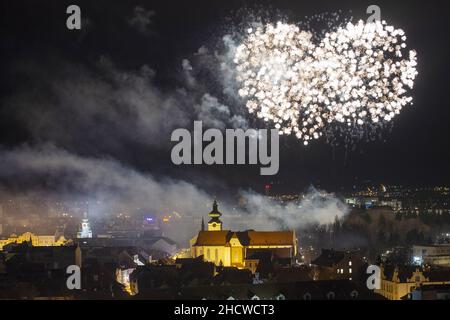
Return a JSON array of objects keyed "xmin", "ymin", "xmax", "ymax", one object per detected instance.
[
  {"xmin": 0, "ymin": 232, "xmax": 67, "ymax": 251},
  {"xmin": 412, "ymin": 244, "xmax": 450, "ymax": 267},
  {"xmin": 77, "ymin": 211, "xmax": 93, "ymax": 238},
  {"xmin": 311, "ymin": 248, "xmax": 366, "ymax": 282},
  {"xmin": 190, "ymin": 201, "xmax": 298, "ymax": 272},
  {"xmin": 375, "ymin": 265, "xmax": 450, "ymax": 300}
]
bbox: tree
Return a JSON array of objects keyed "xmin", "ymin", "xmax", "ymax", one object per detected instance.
[
  {"xmin": 377, "ymin": 230, "xmax": 387, "ymax": 248},
  {"xmin": 361, "ymin": 212, "xmax": 372, "ymax": 224},
  {"xmin": 406, "ymin": 229, "xmax": 425, "ymax": 245},
  {"xmin": 388, "ymin": 232, "xmax": 401, "ymax": 247},
  {"xmin": 378, "ymin": 215, "xmax": 386, "ymax": 228}
]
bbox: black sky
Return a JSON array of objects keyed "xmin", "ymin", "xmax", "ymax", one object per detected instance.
[{"xmin": 1, "ymin": 0, "xmax": 449, "ymax": 195}]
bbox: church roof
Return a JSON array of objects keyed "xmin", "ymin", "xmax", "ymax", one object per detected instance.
[
  {"xmin": 194, "ymin": 230, "xmax": 295, "ymax": 247},
  {"xmin": 195, "ymin": 231, "xmax": 230, "ymax": 246},
  {"xmin": 245, "ymin": 231, "xmax": 295, "ymax": 246}
]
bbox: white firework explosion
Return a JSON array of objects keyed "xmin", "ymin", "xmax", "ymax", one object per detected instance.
[{"xmin": 234, "ymin": 20, "xmax": 418, "ymax": 145}]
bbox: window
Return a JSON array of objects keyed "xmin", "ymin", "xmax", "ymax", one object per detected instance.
[
  {"xmin": 349, "ymin": 261, "xmax": 352, "ymax": 266},
  {"xmin": 326, "ymin": 291, "xmax": 335, "ymax": 300},
  {"xmin": 341, "ymin": 268, "xmax": 344, "ymax": 274},
  {"xmin": 349, "ymin": 268, "xmax": 352, "ymax": 274},
  {"xmin": 207, "ymin": 248, "xmax": 210, "ymax": 260}
]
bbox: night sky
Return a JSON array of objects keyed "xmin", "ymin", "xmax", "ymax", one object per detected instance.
[{"xmin": 1, "ymin": 0, "xmax": 449, "ymax": 198}]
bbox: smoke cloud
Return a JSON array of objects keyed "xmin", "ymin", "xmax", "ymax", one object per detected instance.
[
  {"xmin": 128, "ymin": 6, "xmax": 156, "ymax": 36},
  {"xmin": 0, "ymin": 144, "xmax": 348, "ymax": 244},
  {"xmin": 230, "ymin": 187, "xmax": 349, "ymax": 231},
  {"xmin": 0, "ymin": 14, "xmax": 348, "ymax": 245}
]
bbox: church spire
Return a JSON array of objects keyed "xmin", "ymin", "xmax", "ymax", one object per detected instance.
[
  {"xmin": 208, "ymin": 200, "xmax": 222, "ymax": 218},
  {"xmin": 207, "ymin": 200, "xmax": 222, "ymax": 231},
  {"xmin": 77, "ymin": 208, "xmax": 92, "ymax": 239}
]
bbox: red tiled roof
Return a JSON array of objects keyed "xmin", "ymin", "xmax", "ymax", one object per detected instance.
[
  {"xmin": 195, "ymin": 231, "xmax": 231, "ymax": 246},
  {"xmin": 194, "ymin": 230, "xmax": 295, "ymax": 246},
  {"xmin": 246, "ymin": 231, "xmax": 295, "ymax": 246}
]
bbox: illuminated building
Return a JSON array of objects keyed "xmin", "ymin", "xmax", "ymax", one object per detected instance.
[
  {"xmin": 311, "ymin": 249, "xmax": 365, "ymax": 282},
  {"xmin": 77, "ymin": 211, "xmax": 93, "ymax": 238},
  {"xmin": 376, "ymin": 265, "xmax": 450, "ymax": 300},
  {"xmin": 412, "ymin": 244, "xmax": 450, "ymax": 267},
  {"xmin": 190, "ymin": 201, "xmax": 298, "ymax": 273},
  {"xmin": 142, "ymin": 214, "xmax": 159, "ymax": 230},
  {"xmin": 0, "ymin": 204, "xmax": 3, "ymax": 236},
  {"xmin": 0, "ymin": 231, "xmax": 67, "ymax": 251}
]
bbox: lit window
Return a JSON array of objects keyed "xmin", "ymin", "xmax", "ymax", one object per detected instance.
[
  {"xmin": 349, "ymin": 268, "xmax": 352, "ymax": 274},
  {"xmin": 341, "ymin": 268, "xmax": 344, "ymax": 274},
  {"xmin": 349, "ymin": 261, "xmax": 352, "ymax": 266}
]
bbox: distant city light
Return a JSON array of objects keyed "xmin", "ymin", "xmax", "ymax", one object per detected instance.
[{"xmin": 413, "ymin": 256, "xmax": 423, "ymax": 265}]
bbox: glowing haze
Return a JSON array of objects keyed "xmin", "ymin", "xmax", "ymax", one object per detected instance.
[{"xmin": 234, "ymin": 20, "xmax": 418, "ymax": 145}]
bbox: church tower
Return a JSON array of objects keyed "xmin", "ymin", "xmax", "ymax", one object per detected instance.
[
  {"xmin": 77, "ymin": 211, "xmax": 93, "ymax": 238},
  {"xmin": 201, "ymin": 217, "xmax": 205, "ymax": 231},
  {"xmin": 207, "ymin": 200, "xmax": 222, "ymax": 231}
]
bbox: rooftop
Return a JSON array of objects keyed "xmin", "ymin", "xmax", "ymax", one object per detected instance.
[{"xmin": 194, "ymin": 230, "xmax": 296, "ymax": 247}]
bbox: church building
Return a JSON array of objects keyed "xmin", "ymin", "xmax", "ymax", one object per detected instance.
[
  {"xmin": 190, "ymin": 201, "xmax": 298, "ymax": 273},
  {"xmin": 77, "ymin": 211, "xmax": 93, "ymax": 239}
]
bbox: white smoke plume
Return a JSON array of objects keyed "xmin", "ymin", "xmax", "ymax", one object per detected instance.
[
  {"xmin": 0, "ymin": 145, "xmax": 348, "ymax": 245},
  {"xmin": 229, "ymin": 187, "xmax": 349, "ymax": 231},
  {"xmin": 0, "ymin": 17, "xmax": 348, "ymax": 246},
  {"xmin": 128, "ymin": 6, "xmax": 156, "ymax": 36}
]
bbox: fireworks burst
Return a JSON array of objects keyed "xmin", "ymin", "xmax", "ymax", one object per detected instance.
[{"xmin": 234, "ymin": 20, "xmax": 418, "ymax": 145}]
